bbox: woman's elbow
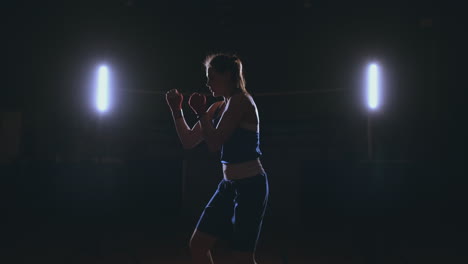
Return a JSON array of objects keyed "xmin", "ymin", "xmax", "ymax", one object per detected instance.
[
  {"xmin": 202, "ymin": 134, "xmax": 223, "ymax": 152},
  {"xmin": 207, "ymin": 142, "xmax": 222, "ymax": 152},
  {"xmin": 181, "ymin": 132, "xmax": 202, "ymax": 150},
  {"xmin": 182, "ymin": 144, "xmax": 192, "ymax": 150},
  {"xmin": 182, "ymin": 142, "xmax": 197, "ymax": 150}
]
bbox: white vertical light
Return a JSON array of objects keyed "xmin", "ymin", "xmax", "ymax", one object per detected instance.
[
  {"xmin": 367, "ymin": 63, "xmax": 379, "ymax": 110},
  {"xmin": 96, "ymin": 65, "xmax": 109, "ymax": 113}
]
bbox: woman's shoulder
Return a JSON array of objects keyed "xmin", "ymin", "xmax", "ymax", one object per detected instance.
[{"xmin": 229, "ymin": 92, "xmax": 254, "ymax": 105}]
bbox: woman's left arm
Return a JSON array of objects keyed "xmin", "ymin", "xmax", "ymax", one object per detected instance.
[{"xmin": 198, "ymin": 94, "xmax": 248, "ymax": 151}]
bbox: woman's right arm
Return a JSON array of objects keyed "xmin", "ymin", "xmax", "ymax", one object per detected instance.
[
  {"xmin": 172, "ymin": 103, "xmax": 221, "ymax": 149},
  {"xmin": 166, "ymin": 89, "xmax": 219, "ymax": 149}
]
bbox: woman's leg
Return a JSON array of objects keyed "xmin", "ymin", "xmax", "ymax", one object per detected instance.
[
  {"xmin": 189, "ymin": 229, "xmax": 218, "ymax": 264},
  {"xmin": 230, "ymin": 173, "xmax": 269, "ymax": 263},
  {"xmin": 191, "ymin": 179, "xmax": 234, "ymax": 263},
  {"xmin": 231, "ymin": 250, "xmax": 258, "ymax": 264}
]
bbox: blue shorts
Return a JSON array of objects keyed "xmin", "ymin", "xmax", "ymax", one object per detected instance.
[{"xmin": 195, "ymin": 173, "xmax": 269, "ymax": 252}]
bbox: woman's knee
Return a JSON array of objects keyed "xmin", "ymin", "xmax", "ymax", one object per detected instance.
[{"xmin": 189, "ymin": 230, "xmax": 217, "ymax": 253}]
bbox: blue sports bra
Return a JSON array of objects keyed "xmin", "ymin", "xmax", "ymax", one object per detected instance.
[{"xmin": 212, "ymin": 102, "xmax": 262, "ymax": 164}]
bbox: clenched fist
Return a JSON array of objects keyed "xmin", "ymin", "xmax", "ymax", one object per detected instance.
[
  {"xmin": 165, "ymin": 89, "xmax": 183, "ymax": 113},
  {"xmin": 188, "ymin": 93, "xmax": 207, "ymax": 116}
]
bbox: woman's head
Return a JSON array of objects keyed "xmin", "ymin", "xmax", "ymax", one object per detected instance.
[{"xmin": 204, "ymin": 53, "xmax": 247, "ymax": 98}]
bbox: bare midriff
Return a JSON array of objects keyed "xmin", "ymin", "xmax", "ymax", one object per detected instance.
[{"xmin": 222, "ymin": 158, "xmax": 265, "ymax": 180}]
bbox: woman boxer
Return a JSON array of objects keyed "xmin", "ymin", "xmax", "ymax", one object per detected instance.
[{"xmin": 166, "ymin": 53, "xmax": 269, "ymax": 264}]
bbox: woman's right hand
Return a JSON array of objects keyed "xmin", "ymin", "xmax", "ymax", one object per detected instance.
[{"xmin": 165, "ymin": 89, "xmax": 184, "ymax": 112}]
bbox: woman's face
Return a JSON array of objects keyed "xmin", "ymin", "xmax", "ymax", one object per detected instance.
[{"xmin": 206, "ymin": 68, "xmax": 233, "ymax": 98}]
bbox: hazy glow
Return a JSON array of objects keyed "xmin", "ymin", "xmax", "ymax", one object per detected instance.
[
  {"xmin": 96, "ymin": 65, "xmax": 109, "ymax": 112},
  {"xmin": 367, "ymin": 63, "xmax": 379, "ymax": 110}
]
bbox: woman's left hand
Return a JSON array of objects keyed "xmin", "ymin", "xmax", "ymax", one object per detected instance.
[{"xmin": 188, "ymin": 93, "xmax": 207, "ymax": 116}]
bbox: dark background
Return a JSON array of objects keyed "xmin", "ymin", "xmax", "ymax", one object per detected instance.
[{"xmin": 1, "ymin": 0, "xmax": 467, "ymax": 263}]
